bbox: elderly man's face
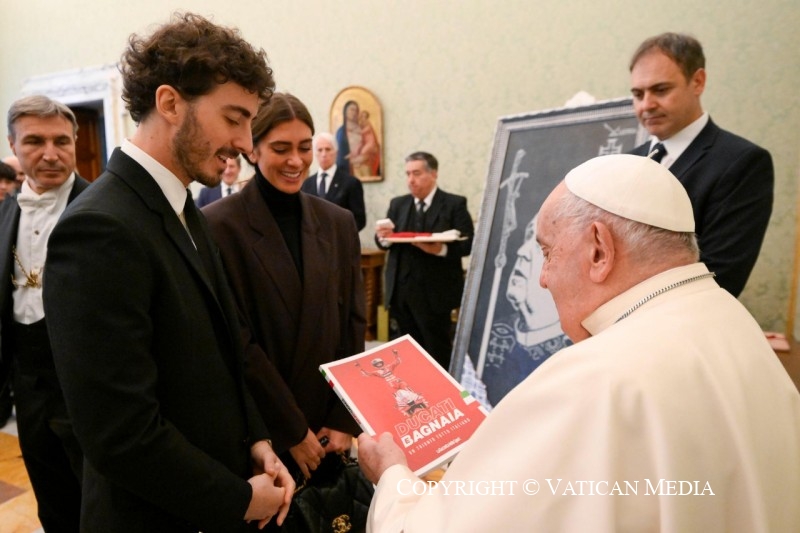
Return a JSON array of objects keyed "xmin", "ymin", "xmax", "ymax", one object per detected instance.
[
  {"xmin": 535, "ymin": 183, "xmax": 593, "ymax": 342},
  {"xmin": 9, "ymin": 114, "xmax": 76, "ymax": 194},
  {"xmin": 506, "ymin": 216, "xmax": 560, "ymax": 331},
  {"xmin": 314, "ymin": 136, "xmax": 336, "ymax": 171},
  {"xmin": 405, "ymin": 160, "xmax": 437, "ymax": 201}
]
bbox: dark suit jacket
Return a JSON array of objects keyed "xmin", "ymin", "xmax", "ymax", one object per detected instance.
[
  {"xmin": 43, "ymin": 149, "xmax": 268, "ymax": 533},
  {"xmin": 302, "ymin": 167, "xmax": 366, "ymax": 230},
  {"xmin": 203, "ymin": 180, "xmax": 365, "ymax": 454},
  {"xmin": 631, "ymin": 118, "xmax": 773, "ymax": 296},
  {"xmin": 0, "ymin": 176, "xmax": 89, "ymax": 381},
  {"xmin": 376, "ymin": 188, "xmax": 474, "ymax": 313},
  {"xmin": 195, "ymin": 184, "xmax": 222, "ymax": 208}
]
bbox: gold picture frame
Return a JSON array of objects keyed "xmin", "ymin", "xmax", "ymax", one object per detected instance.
[{"xmin": 330, "ymin": 86, "xmax": 383, "ymax": 182}]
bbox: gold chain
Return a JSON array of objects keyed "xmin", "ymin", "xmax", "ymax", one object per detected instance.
[{"xmin": 11, "ymin": 245, "xmax": 42, "ymax": 289}]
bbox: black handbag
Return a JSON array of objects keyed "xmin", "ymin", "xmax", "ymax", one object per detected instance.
[{"xmin": 281, "ymin": 452, "xmax": 375, "ymax": 533}]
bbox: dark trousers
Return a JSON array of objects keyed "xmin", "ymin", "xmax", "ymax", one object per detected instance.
[
  {"xmin": 0, "ymin": 351, "xmax": 13, "ymax": 426},
  {"xmin": 390, "ymin": 287, "xmax": 454, "ymax": 370},
  {"xmin": 10, "ymin": 319, "xmax": 82, "ymax": 533}
]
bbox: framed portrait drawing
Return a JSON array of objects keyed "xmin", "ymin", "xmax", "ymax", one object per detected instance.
[
  {"xmin": 451, "ymin": 98, "xmax": 647, "ymax": 410},
  {"xmin": 330, "ymin": 86, "xmax": 384, "ymax": 182}
]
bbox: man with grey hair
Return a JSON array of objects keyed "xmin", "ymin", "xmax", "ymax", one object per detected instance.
[
  {"xmin": 358, "ymin": 154, "xmax": 800, "ymax": 532},
  {"xmin": 1, "ymin": 94, "xmax": 89, "ymax": 531},
  {"xmin": 302, "ymin": 131, "xmax": 366, "ymax": 230}
]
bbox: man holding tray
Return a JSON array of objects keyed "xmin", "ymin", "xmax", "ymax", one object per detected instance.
[{"xmin": 375, "ymin": 151, "xmax": 474, "ymax": 369}]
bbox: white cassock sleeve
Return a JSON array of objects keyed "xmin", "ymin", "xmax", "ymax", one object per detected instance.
[{"xmin": 367, "ymin": 465, "xmax": 428, "ymax": 533}]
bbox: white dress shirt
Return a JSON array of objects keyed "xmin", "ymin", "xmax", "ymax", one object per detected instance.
[
  {"xmin": 221, "ymin": 182, "xmax": 239, "ymax": 198},
  {"xmin": 318, "ymin": 164, "xmax": 336, "ymax": 195},
  {"xmin": 13, "ymin": 173, "xmax": 75, "ymax": 324},
  {"xmin": 650, "ymin": 112, "xmax": 709, "ymax": 168}
]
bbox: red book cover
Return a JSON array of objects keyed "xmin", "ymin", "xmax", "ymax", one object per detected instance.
[
  {"xmin": 319, "ymin": 335, "xmax": 488, "ymax": 476},
  {"xmin": 388, "ymin": 232, "xmax": 432, "ymax": 238}
]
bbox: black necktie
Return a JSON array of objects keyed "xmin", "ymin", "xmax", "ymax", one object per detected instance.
[
  {"xmin": 226, "ymin": 186, "xmax": 232, "ymax": 196},
  {"xmin": 648, "ymin": 142, "xmax": 667, "ymax": 164},
  {"xmin": 183, "ymin": 191, "xmax": 216, "ymax": 286},
  {"xmin": 318, "ymin": 172, "xmax": 328, "ymax": 197},
  {"xmin": 414, "ymin": 200, "xmax": 426, "ymax": 231}
]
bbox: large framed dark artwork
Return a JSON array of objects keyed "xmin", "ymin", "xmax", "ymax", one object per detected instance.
[{"xmin": 451, "ymin": 98, "xmax": 647, "ymax": 410}]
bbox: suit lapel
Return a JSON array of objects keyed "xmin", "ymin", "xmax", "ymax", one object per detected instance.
[
  {"xmin": 106, "ymin": 150, "xmax": 219, "ymax": 301},
  {"xmin": 395, "ymin": 195, "xmax": 415, "ymax": 231},
  {"xmin": 306, "ymin": 173, "xmax": 320, "ymax": 197},
  {"xmin": 210, "ymin": 185, "xmax": 222, "ymax": 202},
  {"xmin": 69, "ymin": 175, "xmax": 90, "ymax": 201},
  {"xmin": 630, "ymin": 143, "xmax": 650, "ymax": 157},
  {"xmin": 424, "ymin": 189, "xmax": 444, "ymax": 231},
  {"xmin": 327, "ymin": 168, "xmax": 345, "ymax": 200},
  {"xmin": 666, "ymin": 120, "xmax": 719, "ymax": 178},
  {"xmin": 296, "ymin": 195, "xmax": 332, "ymax": 356},
  {"xmin": 0, "ymin": 201, "xmax": 21, "ymax": 307},
  {"xmin": 0, "ymin": 175, "xmax": 90, "ymax": 306},
  {"xmin": 242, "ymin": 182, "xmax": 303, "ymax": 318},
  {"xmin": 104, "ymin": 150, "xmax": 245, "ymax": 379}
]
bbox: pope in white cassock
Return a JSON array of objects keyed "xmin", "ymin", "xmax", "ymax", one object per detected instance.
[{"xmin": 357, "ymin": 154, "xmax": 800, "ymax": 532}]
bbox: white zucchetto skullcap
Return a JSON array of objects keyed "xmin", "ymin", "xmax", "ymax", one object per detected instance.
[{"xmin": 564, "ymin": 154, "xmax": 695, "ymax": 232}]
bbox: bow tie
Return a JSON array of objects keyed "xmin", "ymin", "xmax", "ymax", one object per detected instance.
[{"xmin": 17, "ymin": 191, "xmax": 58, "ymax": 213}]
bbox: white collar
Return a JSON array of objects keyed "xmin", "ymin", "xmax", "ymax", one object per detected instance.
[
  {"xmin": 319, "ymin": 164, "xmax": 336, "ymax": 178},
  {"xmin": 121, "ymin": 139, "xmax": 188, "ymax": 215},
  {"xmin": 17, "ymin": 172, "xmax": 75, "ymax": 213},
  {"xmin": 416, "ymin": 186, "xmax": 438, "ymax": 208},
  {"xmin": 582, "ymin": 263, "xmax": 715, "ymax": 335},
  {"xmin": 651, "ymin": 112, "xmax": 709, "ymax": 168}
]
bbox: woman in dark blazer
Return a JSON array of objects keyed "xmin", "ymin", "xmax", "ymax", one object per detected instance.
[{"xmin": 203, "ymin": 93, "xmax": 365, "ymax": 481}]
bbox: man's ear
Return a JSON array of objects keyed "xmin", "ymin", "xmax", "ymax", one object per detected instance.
[
  {"xmin": 588, "ymin": 221, "xmax": 615, "ymax": 283},
  {"xmin": 691, "ymin": 68, "xmax": 706, "ymax": 97},
  {"xmin": 154, "ymin": 85, "xmax": 184, "ymax": 126}
]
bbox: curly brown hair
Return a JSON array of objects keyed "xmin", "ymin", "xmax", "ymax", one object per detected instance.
[{"xmin": 120, "ymin": 12, "xmax": 275, "ymax": 123}]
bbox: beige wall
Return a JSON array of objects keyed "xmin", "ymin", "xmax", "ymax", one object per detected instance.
[{"xmin": 1, "ymin": 0, "xmax": 797, "ymax": 333}]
